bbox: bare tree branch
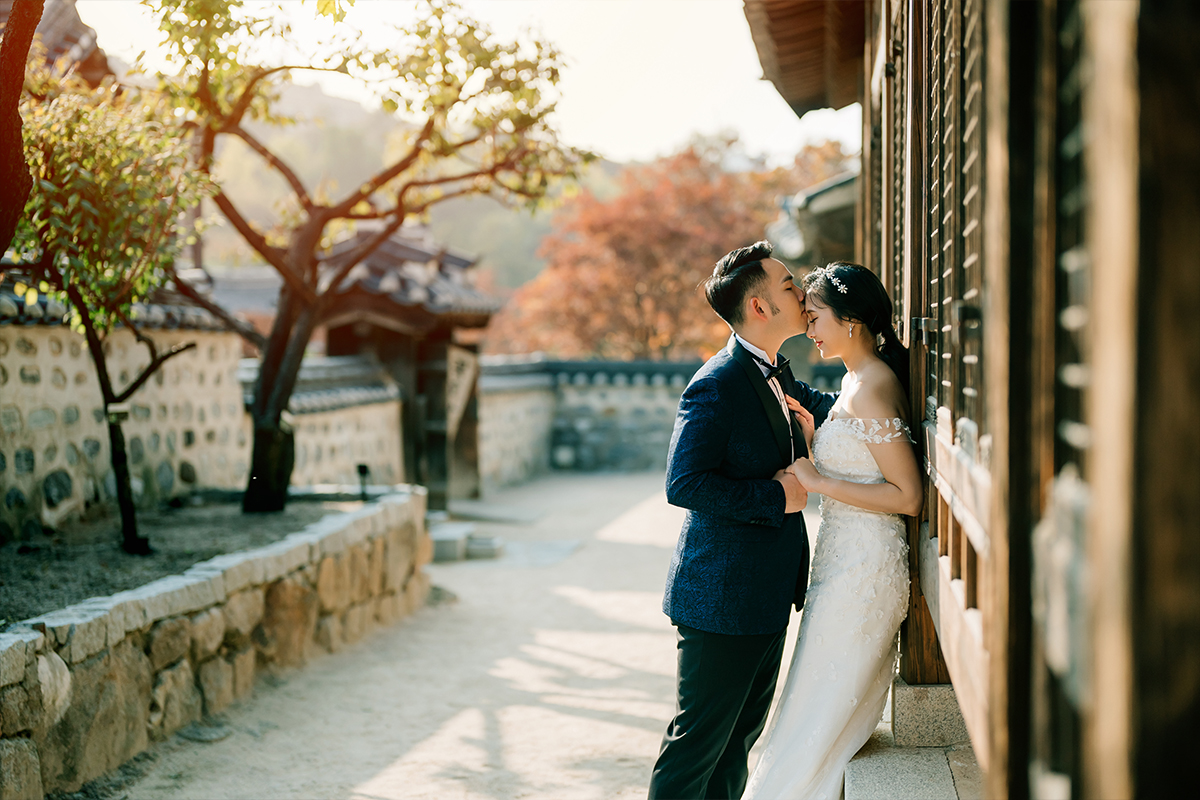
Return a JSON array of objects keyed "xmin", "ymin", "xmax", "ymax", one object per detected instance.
[
  {"xmin": 208, "ymin": 190, "xmax": 316, "ymax": 304},
  {"xmin": 164, "ymin": 264, "xmax": 268, "ymax": 349},
  {"xmin": 328, "ymin": 115, "xmax": 437, "ymax": 216},
  {"xmin": 227, "ymin": 123, "xmax": 314, "ymax": 210}
]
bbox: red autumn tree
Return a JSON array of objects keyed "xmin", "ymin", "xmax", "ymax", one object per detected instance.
[{"xmin": 486, "ymin": 139, "xmax": 852, "ymax": 360}]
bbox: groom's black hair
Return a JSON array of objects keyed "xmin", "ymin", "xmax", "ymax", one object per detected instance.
[{"xmin": 703, "ymin": 240, "xmax": 775, "ymax": 327}]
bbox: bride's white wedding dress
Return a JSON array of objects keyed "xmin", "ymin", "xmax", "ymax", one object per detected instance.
[{"xmin": 742, "ymin": 417, "xmax": 912, "ymax": 800}]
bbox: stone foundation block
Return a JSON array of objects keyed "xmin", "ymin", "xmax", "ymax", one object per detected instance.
[
  {"xmin": 316, "ymin": 554, "xmax": 350, "ymax": 613},
  {"xmin": 315, "ymin": 615, "xmax": 343, "ymax": 654},
  {"xmin": 367, "ymin": 536, "xmax": 385, "ymax": 597},
  {"xmin": 26, "ymin": 606, "xmax": 109, "ymax": 664},
  {"xmin": 0, "ymin": 738, "xmax": 43, "ymax": 800},
  {"xmin": 201, "ymin": 551, "xmax": 266, "ymax": 595},
  {"xmin": 230, "ymin": 648, "xmax": 255, "ymax": 699},
  {"xmin": 259, "ymin": 539, "xmax": 312, "ymax": 583},
  {"xmin": 0, "ymin": 630, "xmax": 41, "ymax": 689},
  {"xmin": 36, "ymin": 652, "xmax": 71, "ymax": 726},
  {"xmin": 198, "ymin": 657, "xmax": 234, "ymax": 714},
  {"xmin": 222, "ymin": 589, "xmax": 264, "ymax": 646},
  {"xmin": 891, "ymin": 677, "xmax": 970, "ymax": 747},
  {"xmin": 35, "ymin": 639, "xmax": 151, "ymax": 793},
  {"xmin": 149, "ymin": 660, "xmax": 201, "ymax": 740},
  {"xmin": 348, "ymin": 544, "xmax": 370, "ymax": 604},
  {"xmin": 257, "ymin": 577, "xmax": 318, "ymax": 667},
  {"xmin": 373, "ymin": 593, "xmax": 397, "ymax": 627},
  {"xmin": 383, "ymin": 529, "xmax": 413, "ymax": 592},
  {"xmin": 148, "ymin": 617, "xmax": 191, "ymax": 671},
  {"xmin": 0, "ymin": 681, "xmax": 43, "ymax": 736},
  {"xmin": 415, "ymin": 530, "xmax": 433, "ymax": 569},
  {"xmin": 190, "ymin": 608, "xmax": 225, "ymax": 662}
]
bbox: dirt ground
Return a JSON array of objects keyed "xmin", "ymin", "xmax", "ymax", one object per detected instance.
[
  {"xmin": 0, "ymin": 499, "xmax": 359, "ymax": 626},
  {"xmin": 93, "ymin": 471, "xmax": 817, "ymax": 800}
]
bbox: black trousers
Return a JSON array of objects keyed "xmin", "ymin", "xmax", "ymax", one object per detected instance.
[{"xmin": 648, "ymin": 623, "xmax": 787, "ymax": 800}]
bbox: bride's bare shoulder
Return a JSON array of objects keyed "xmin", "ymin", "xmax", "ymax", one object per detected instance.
[{"xmin": 842, "ymin": 361, "xmax": 909, "ymax": 420}]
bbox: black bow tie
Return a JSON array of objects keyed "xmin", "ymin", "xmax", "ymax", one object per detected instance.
[{"xmin": 751, "ymin": 354, "xmax": 790, "ymax": 382}]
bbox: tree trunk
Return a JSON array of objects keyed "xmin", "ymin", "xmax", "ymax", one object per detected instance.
[
  {"xmin": 242, "ymin": 297, "xmax": 318, "ymax": 512},
  {"xmin": 0, "ymin": 0, "xmax": 44, "ymax": 253},
  {"xmin": 64, "ymin": 282, "xmax": 154, "ymax": 552},
  {"xmin": 107, "ymin": 417, "xmax": 149, "ymax": 553},
  {"xmin": 242, "ymin": 422, "xmax": 295, "ymax": 513}
]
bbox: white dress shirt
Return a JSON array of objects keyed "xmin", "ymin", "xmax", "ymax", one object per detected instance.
[{"xmin": 734, "ymin": 334, "xmax": 794, "ymax": 461}]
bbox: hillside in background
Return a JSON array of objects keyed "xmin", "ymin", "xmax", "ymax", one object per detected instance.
[{"xmin": 199, "ymin": 82, "xmax": 622, "ymax": 289}]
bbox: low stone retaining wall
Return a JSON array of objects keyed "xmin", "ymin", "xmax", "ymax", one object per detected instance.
[{"xmin": 0, "ymin": 488, "xmax": 431, "ymax": 798}]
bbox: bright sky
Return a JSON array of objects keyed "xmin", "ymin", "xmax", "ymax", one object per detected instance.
[{"xmin": 77, "ymin": 0, "xmax": 861, "ymax": 165}]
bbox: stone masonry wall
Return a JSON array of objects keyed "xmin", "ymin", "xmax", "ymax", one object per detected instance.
[
  {"xmin": 0, "ymin": 327, "xmax": 250, "ymax": 538},
  {"xmin": 0, "ymin": 489, "xmax": 431, "ymax": 798},
  {"xmin": 476, "ymin": 358, "xmax": 700, "ymax": 489},
  {"xmin": 478, "ymin": 376, "xmax": 556, "ymax": 493},
  {"xmin": 1, "ymin": 326, "xmax": 404, "ymax": 540},
  {"xmin": 292, "ymin": 402, "xmax": 404, "ymax": 488}
]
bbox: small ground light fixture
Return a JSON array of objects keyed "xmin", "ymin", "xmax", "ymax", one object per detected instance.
[{"xmin": 356, "ymin": 463, "xmax": 370, "ymax": 502}]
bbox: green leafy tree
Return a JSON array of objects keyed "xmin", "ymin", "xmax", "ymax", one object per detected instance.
[
  {"xmin": 145, "ymin": 0, "xmax": 592, "ymax": 511},
  {"xmin": 11, "ymin": 73, "xmax": 213, "ymax": 554}
]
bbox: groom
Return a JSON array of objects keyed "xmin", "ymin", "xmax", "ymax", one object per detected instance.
[{"xmin": 649, "ymin": 241, "xmax": 836, "ymax": 800}]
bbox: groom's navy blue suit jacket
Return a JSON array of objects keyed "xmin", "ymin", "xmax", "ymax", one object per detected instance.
[{"xmin": 663, "ymin": 336, "xmax": 837, "ymax": 636}]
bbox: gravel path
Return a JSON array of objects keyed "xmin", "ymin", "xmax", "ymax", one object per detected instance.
[{"xmin": 121, "ymin": 471, "xmax": 817, "ymax": 800}]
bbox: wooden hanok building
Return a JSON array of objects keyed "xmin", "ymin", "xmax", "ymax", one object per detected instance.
[
  {"xmin": 746, "ymin": 1, "xmax": 1199, "ymax": 798},
  {"xmin": 320, "ymin": 229, "xmax": 501, "ymax": 511}
]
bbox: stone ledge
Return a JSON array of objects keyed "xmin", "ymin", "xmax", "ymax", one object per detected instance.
[
  {"xmin": 846, "ymin": 731, "xmax": 959, "ymax": 800},
  {"xmin": 891, "ymin": 677, "xmax": 970, "ymax": 747},
  {"xmin": 0, "ymin": 489, "xmax": 431, "ymax": 795}
]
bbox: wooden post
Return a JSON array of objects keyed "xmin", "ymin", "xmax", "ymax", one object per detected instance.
[
  {"xmin": 982, "ymin": 1, "xmax": 1039, "ymax": 796},
  {"xmin": 1123, "ymin": 1, "xmax": 1199, "ymax": 796}
]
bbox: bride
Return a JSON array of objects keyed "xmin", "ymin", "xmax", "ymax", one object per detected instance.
[{"xmin": 742, "ymin": 262, "xmax": 924, "ymax": 800}]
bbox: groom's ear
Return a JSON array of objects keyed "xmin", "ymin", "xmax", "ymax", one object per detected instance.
[{"xmin": 746, "ymin": 295, "xmax": 768, "ymax": 322}]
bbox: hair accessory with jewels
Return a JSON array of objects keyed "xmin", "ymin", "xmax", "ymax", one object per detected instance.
[{"xmin": 826, "ymin": 271, "xmax": 849, "ymax": 294}]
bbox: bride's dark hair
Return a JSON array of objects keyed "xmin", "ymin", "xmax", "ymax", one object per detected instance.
[{"xmin": 801, "ymin": 262, "xmax": 909, "ymax": 393}]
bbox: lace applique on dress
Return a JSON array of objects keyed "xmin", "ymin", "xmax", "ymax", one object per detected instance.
[{"xmin": 829, "ymin": 416, "xmax": 914, "ymax": 444}]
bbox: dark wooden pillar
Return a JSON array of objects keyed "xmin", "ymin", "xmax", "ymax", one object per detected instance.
[
  {"xmin": 417, "ymin": 332, "xmax": 450, "ymax": 512},
  {"xmin": 1132, "ymin": 1, "xmax": 1200, "ymax": 795}
]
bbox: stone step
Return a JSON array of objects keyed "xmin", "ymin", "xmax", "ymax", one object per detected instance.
[
  {"xmin": 428, "ymin": 521, "xmax": 475, "ymax": 562},
  {"xmin": 846, "ymin": 729, "xmax": 981, "ymax": 800},
  {"xmin": 845, "ymin": 678, "xmax": 982, "ymax": 800}
]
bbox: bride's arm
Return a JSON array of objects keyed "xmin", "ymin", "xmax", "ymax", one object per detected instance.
[{"xmin": 789, "ymin": 440, "xmax": 923, "ymax": 516}]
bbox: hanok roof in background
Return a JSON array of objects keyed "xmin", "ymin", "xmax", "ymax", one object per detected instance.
[
  {"xmin": 0, "ymin": 0, "xmax": 113, "ymax": 87},
  {"xmin": 743, "ymin": 0, "xmax": 864, "ymax": 117},
  {"xmin": 197, "ymin": 227, "xmax": 501, "ymax": 333},
  {"xmin": 321, "ymin": 227, "xmax": 501, "ymax": 326},
  {"xmin": 0, "ymin": 271, "xmax": 226, "ymax": 331}
]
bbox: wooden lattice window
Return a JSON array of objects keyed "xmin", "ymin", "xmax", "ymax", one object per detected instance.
[
  {"xmin": 1054, "ymin": 0, "xmax": 1090, "ymax": 474},
  {"xmin": 890, "ymin": 3, "xmax": 909, "ymax": 328},
  {"xmin": 922, "ymin": 0, "xmax": 985, "ymax": 454}
]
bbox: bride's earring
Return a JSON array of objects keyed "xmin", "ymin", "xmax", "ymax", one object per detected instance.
[{"xmin": 848, "ymin": 324, "xmax": 854, "ymax": 339}]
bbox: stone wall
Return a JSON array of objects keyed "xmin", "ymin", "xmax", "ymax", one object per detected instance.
[
  {"xmin": 477, "ymin": 357, "xmax": 701, "ymax": 489},
  {"xmin": 477, "ymin": 370, "xmax": 556, "ymax": 493},
  {"xmin": 0, "ymin": 326, "xmax": 405, "ymax": 540},
  {"xmin": 0, "ymin": 489, "xmax": 431, "ymax": 798},
  {"xmin": 0, "ymin": 327, "xmax": 249, "ymax": 538},
  {"xmin": 291, "ymin": 402, "xmax": 404, "ymax": 488}
]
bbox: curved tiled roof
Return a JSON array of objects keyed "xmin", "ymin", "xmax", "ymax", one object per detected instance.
[{"xmin": 0, "ymin": 275, "xmax": 227, "ymax": 331}]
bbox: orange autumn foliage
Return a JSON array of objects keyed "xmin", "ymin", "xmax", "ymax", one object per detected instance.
[{"xmin": 486, "ymin": 141, "xmax": 852, "ymax": 360}]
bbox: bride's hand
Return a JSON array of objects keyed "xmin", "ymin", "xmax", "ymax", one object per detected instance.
[
  {"xmin": 787, "ymin": 457, "xmax": 822, "ymax": 491},
  {"xmin": 785, "ymin": 396, "xmax": 816, "ymax": 453}
]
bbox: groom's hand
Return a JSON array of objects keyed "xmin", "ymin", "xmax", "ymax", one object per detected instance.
[{"xmin": 773, "ymin": 469, "xmax": 809, "ymax": 514}]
